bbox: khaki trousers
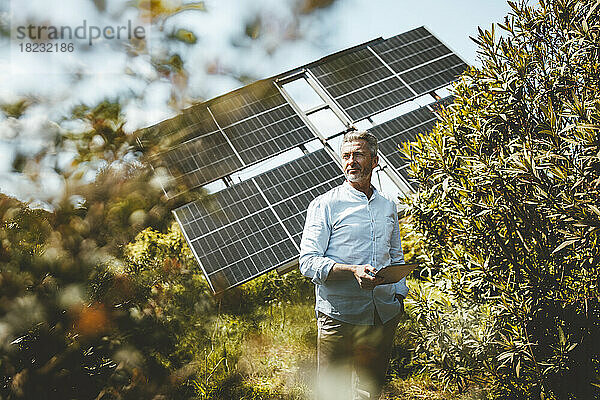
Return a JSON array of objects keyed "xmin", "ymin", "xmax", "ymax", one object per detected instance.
[{"xmin": 316, "ymin": 311, "xmax": 400, "ymax": 400}]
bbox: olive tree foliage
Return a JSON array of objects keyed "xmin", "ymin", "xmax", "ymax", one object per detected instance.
[{"xmin": 403, "ymin": 1, "xmax": 600, "ymax": 399}]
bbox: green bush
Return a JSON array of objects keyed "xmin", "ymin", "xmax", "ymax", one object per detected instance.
[
  {"xmin": 0, "ymin": 99, "xmax": 202, "ymax": 399},
  {"xmin": 406, "ymin": 279, "xmax": 498, "ymax": 392},
  {"xmin": 403, "ymin": 1, "xmax": 600, "ymax": 399}
]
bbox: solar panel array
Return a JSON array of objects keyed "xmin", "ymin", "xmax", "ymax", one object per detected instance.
[
  {"xmin": 145, "ymin": 27, "xmax": 468, "ymax": 292},
  {"xmin": 309, "ymin": 26, "xmax": 467, "ymax": 121},
  {"xmin": 173, "ymin": 149, "xmax": 344, "ymax": 293}
]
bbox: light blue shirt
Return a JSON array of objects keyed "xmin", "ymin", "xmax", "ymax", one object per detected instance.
[{"xmin": 299, "ymin": 181, "xmax": 408, "ymax": 325}]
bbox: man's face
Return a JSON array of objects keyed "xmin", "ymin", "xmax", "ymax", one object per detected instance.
[{"xmin": 340, "ymin": 140, "xmax": 378, "ymax": 183}]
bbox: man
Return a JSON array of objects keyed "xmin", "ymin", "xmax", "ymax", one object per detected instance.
[{"xmin": 299, "ymin": 131, "xmax": 408, "ymax": 400}]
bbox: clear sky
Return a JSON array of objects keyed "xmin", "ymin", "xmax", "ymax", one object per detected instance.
[{"xmin": 0, "ymin": 0, "xmax": 512, "ymax": 203}]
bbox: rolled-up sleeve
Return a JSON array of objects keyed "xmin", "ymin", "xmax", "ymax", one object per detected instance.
[
  {"xmin": 390, "ymin": 209, "xmax": 409, "ymax": 297},
  {"xmin": 299, "ymin": 198, "xmax": 336, "ymax": 285}
]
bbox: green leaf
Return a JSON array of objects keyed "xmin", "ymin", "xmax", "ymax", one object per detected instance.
[
  {"xmin": 588, "ymin": 205, "xmax": 600, "ymax": 216},
  {"xmin": 551, "ymin": 240, "xmax": 577, "ymax": 254}
]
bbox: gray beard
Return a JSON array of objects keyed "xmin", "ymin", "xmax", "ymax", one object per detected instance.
[{"xmin": 344, "ymin": 169, "xmax": 371, "ymax": 183}]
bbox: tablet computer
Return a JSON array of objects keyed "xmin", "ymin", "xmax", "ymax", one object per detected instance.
[{"xmin": 375, "ymin": 262, "xmax": 420, "ymax": 284}]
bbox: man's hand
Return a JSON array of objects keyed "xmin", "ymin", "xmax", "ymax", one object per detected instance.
[
  {"xmin": 352, "ymin": 264, "xmax": 384, "ymax": 290},
  {"xmin": 326, "ymin": 263, "xmax": 383, "ymax": 289}
]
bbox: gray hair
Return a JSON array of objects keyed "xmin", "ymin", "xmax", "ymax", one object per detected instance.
[{"xmin": 341, "ymin": 130, "xmax": 378, "ymax": 158}]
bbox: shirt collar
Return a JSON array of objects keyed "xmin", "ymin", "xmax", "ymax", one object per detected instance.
[{"xmin": 342, "ymin": 180, "xmax": 378, "ymax": 201}]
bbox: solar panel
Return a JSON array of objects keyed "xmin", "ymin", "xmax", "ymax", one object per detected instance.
[
  {"xmin": 309, "ymin": 48, "xmax": 413, "ymax": 121},
  {"xmin": 372, "ymin": 27, "xmax": 447, "ymax": 73},
  {"xmin": 156, "ymin": 131, "xmax": 243, "ymax": 192},
  {"xmin": 141, "ymin": 107, "xmax": 213, "ymax": 149},
  {"xmin": 173, "ymin": 148, "xmax": 344, "ymax": 293},
  {"xmin": 309, "ymin": 26, "xmax": 467, "ymax": 122},
  {"xmin": 174, "ymin": 178, "xmax": 297, "ymax": 293},
  {"xmin": 223, "ymin": 103, "xmax": 315, "ymax": 165},
  {"xmin": 371, "ymin": 107, "xmax": 438, "ymax": 185},
  {"xmin": 209, "ymin": 81, "xmax": 286, "ymax": 127},
  {"xmin": 399, "ymin": 54, "xmax": 467, "ymax": 95},
  {"xmin": 254, "ymin": 149, "xmax": 344, "ymax": 246},
  {"xmin": 151, "ymin": 81, "xmax": 314, "ymax": 195},
  {"xmin": 371, "ymin": 27, "xmax": 468, "ymax": 96}
]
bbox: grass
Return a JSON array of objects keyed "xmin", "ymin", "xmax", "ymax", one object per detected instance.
[
  {"xmin": 235, "ymin": 303, "xmax": 316, "ymax": 398},
  {"xmin": 384, "ymin": 374, "xmax": 490, "ymax": 400},
  {"xmin": 186, "ymin": 295, "xmax": 490, "ymax": 400}
]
